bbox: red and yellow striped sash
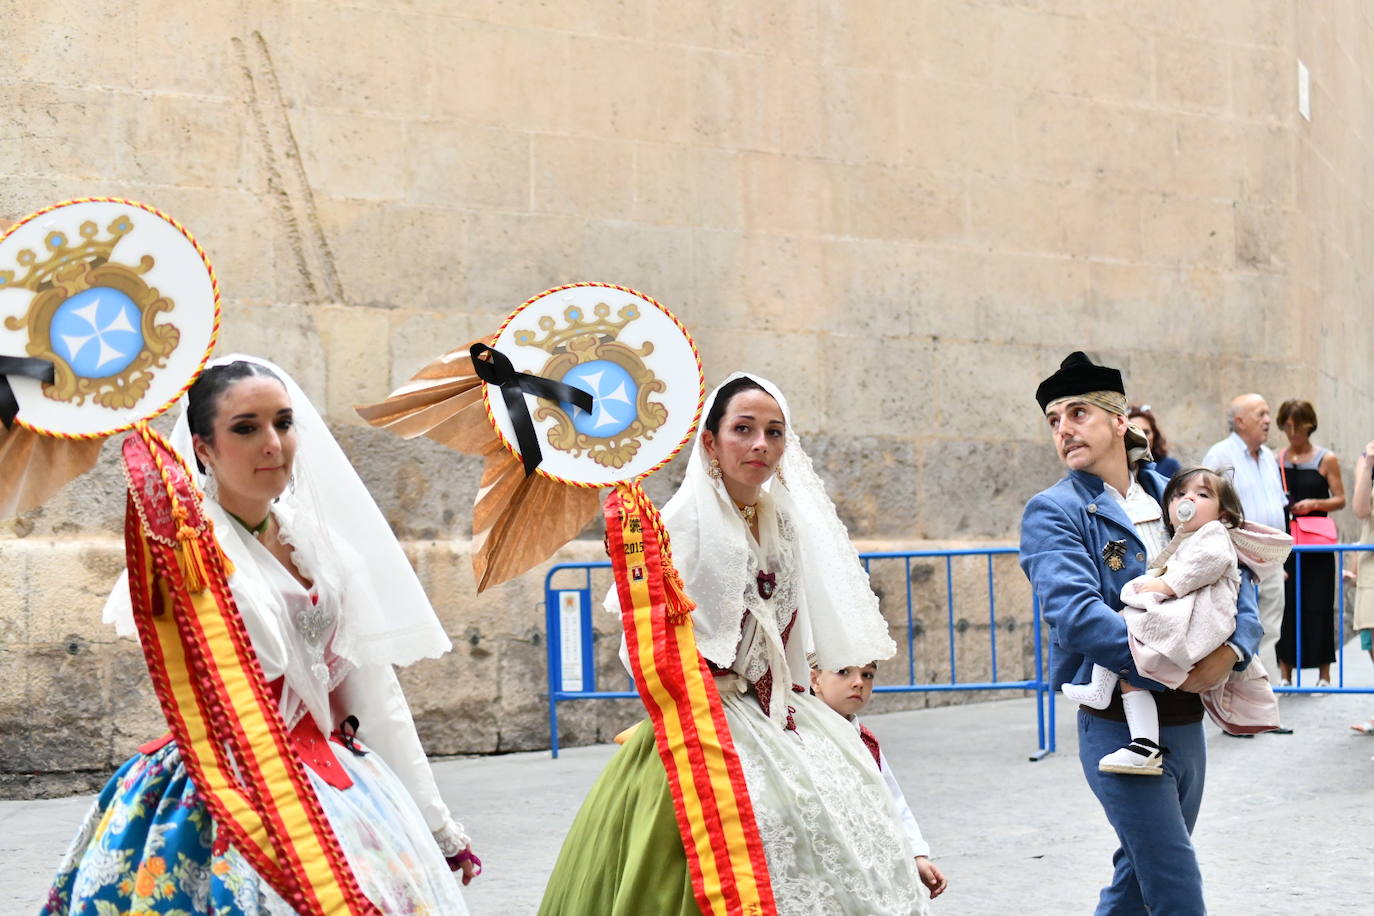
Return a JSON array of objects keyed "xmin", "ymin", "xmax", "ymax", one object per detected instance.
[{"xmin": 606, "ymin": 482, "xmax": 776, "ymax": 916}]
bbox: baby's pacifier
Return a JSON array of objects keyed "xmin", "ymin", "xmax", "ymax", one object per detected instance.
[{"xmin": 1175, "ymin": 499, "xmax": 1197, "ymax": 523}]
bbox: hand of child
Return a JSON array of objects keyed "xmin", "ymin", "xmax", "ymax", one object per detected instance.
[
  {"xmin": 1134, "ymin": 578, "xmax": 1176, "ymax": 597},
  {"xmin": 915, "ymin": 856, "xmax": 947, "ymax": 899}
]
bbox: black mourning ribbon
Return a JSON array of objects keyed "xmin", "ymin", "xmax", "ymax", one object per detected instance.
[
  {"xmin": 470, "ymin": 343, "xmax": 594, "ymax": 477},
  {"xmin": 0, "ymin": 356, "xmax": 55, "ymax": 429},
  {"xmin": 335, "ymin": 715, "xmax": 368, "ymax": 757}
]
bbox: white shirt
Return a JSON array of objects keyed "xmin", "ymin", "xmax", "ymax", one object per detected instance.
[
  {"xmin": 1103, "ymin": 477, "xmax": 1169, "ymax": 563},
  {"xmin": 1202, "ymin": 433, "xmax": 1287, "ymax": 531}
]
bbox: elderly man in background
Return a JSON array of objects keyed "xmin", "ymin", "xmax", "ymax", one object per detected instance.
[{"xmin": 1202, "ymin": 395, "xmax": 1291, "ymax": 719}]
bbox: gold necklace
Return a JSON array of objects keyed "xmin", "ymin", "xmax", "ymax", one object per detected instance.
[{"xmin": 733, "ymin": 500, "xmax": 757, "ymax": 524}]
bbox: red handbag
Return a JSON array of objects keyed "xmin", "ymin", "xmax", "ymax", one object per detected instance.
[{"xmin": 1279, "ymin": 450, "xmax": 1339, "ymax": 545}]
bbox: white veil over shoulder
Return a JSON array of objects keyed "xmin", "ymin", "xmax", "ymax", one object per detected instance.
[
  {"xmin": 662, "ymin": 372, "xmax": 896, "ymax": 671},
  {"xmin": 104, "ymin": 354, "xmax": 452, "ymax": 733}
]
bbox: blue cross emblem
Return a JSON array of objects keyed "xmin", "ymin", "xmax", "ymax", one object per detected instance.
[
  {"xmin": 560, "ymin": 360, "xmax": 638, "ymax": 438},
  {"xmin": 49, "ymin": 287, "xmax": 145, "ymax": 378}
]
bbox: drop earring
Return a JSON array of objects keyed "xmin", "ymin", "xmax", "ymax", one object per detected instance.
[{"xmin": 708, "ymin": 458, "xmax": 723, "ymax": 480}]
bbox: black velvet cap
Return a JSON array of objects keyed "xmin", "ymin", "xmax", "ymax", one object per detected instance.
[{"xmin": 1035, "ymin": 351, "xmax": 1124, "ymax": 411}]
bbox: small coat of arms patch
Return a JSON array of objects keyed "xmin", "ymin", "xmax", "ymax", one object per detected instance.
[{"xmin": 1102, "ymin": 539, "xmax": 1128, "ymax": 572}]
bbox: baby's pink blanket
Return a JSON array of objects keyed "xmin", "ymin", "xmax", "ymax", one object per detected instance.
[{"xmin": 1120, "ymin": 520, "xmax": 1291, "ymax": 732}]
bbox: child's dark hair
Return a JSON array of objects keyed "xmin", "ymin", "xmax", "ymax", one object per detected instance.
[
  {"xmin": 703, "ymin": 376, "xmax": 769, "ymax": 435},
  {"xmin": 1162, "ymin": 467, "xmax": 1244, "ymax": 536},
  {"xmin": 185, "ymin": 360, "xmax": 283, "ymax": 472}
]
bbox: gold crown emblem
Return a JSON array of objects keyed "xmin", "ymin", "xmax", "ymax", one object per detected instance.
[
  {"xmin": 0, "ymin": 215, "xmax": 135, "ymax": 292},
  {"xmin": 514, "ymin": 302, "xmax": 639, "ymax": 354}
]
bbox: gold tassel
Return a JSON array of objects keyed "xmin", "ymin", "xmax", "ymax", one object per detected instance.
[
  {"xmin": 625, "ymin": 482, "xmax": 697, "ymax": 626},
  {"xmin": 177, "ymin": 539, "xmax": 210, "ymax": 593}
]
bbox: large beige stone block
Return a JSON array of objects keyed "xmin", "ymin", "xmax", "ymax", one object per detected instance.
[
  {"xmin": 1141, "ymin": 194, "xmax": 1236, "ymax": 267},
  {"xmin": 764, "ymin": 62, "xmax": 908, "ymax": 168},
  {"xmin": 479, "ymin": 0, "xmax": 653, "ymax": 39},
  {"xmin": 932, "ymin": 341, "xmax": 1055, "ymax": 443},
  {"xmin": 407, "ymin": 119, "xmax": 531, "ymax": 211},
  {"xmin": 843, "ymin": 165, "xmax": 966, "ymax": 243},
  {"xmin": 579, "ymin": 221, "xmax": 695, "ymax": 305},
  {"xmin": 532, "ymin": 134, "xmax": 636, "ymax": 218},
  {"xmin": 217, "ymin": 302, "xmax": 328, "ymax": 398},
  {"xmin": 123, "ymin": 92, "xmax": 248, "ymax": 186},
  {"xmin": 313, "ymin": 199, "xmax": 467, "ymax": 311},
  {"xmin": 427, "ymin": 19, "xmax": 570, "ymax": 129},
  {"xmin": 823, "ymin": 334, "xmax": 937, "ymax": 439},
  {"xmin": 1155, "ymin": 37, "xmax": 1230, "ymax": 114},
  {"xmin": 819, "ymin": 0, "xmax": 921, "ymax": 73},
  {"xmin": 461, "ymin": 209, "xmax": 589, "ymax": 309},
  {"xmin": 651, "ymin": 0, "xmax": 821, "ymax": 60},
  {"xmin": 1015, "ymin": 94, "xmax": 1174, "ymax": 190},
  {"xmin": 687, "ymin": 49, "xmax": 779, "ymax": 151},
  {"xmin": 257, "ymin": 2, "xmax": 430, "ymax": 113},
  {"xmin": 295, "ymin": 109, "xmax": 410, "ymax": 202},
  {"xmin": 969, "ymin": 178, "xmax": 1141, "ymax": 261},
  {"xmin": 1230, "ymin": 45, "xmax": 1291, "ymax": 124},
  {"xmin": 740, "ymin": 152, "xmax": 842, "ymax": 236},
  {"xmin": 6, "ymin": 4, "xmax": 137, "ymax": 89},
  {"xmin": 900, "ymin": 77, "xmax": 1019, "ymax": 177},
  {"xmin": 632, "ymin": 142, "xmax": 697, "ymax": 226},
  {"xmin": 817, "ymin": 237, "xmax": 921, "ymax": 337},
  {"xmin": 975, "ymin": 252, "xmax": 1092, "ymax": 345},
  {"xmin": 562, "ymin": 35, "xmax": 691, "ymax": 143},
  {"xmin": 313, "ymin": 304, "xmax": 392, "ymax": 421},
  {"xmin": 689, "ymin": 230, "xmax": 827, "ymax": 333},
  {"xmin": 133, "ymin": 0, "xmax": 241, "ymax": 97},
  {"xmin": 2, "ymin": 83, "xmax": 126, "ymax": 181}
]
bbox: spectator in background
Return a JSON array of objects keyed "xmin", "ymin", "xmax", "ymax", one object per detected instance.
[
  {"xmin": 1275, "ymin": 399, "xmax": 1345, "ymax": 688},
  {"xmin": 1203, "ymin": 395, "xmax": 1289, "ymax": 698},
  {"xmin": 1129, "ymin": 405, "xmax": 1181, "ymax": 478},
  {"xmin": 1351, "ymin": 439, "xmax": 1374, "ymax": 734}
]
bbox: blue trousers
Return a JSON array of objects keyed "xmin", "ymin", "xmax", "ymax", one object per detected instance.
[{"xmin": 1077, "ymin": 710, "xmax": 1208, "ymax": 915}]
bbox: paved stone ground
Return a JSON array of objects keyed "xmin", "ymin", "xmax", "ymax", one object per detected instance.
[{"xmin": 5, "ymin": 655, "xmax": 1372, "ymax": 915}]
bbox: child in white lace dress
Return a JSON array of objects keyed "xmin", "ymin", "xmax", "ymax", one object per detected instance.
[
  {"xmin": 1063, "ymin": 467, "xmax": 1291, "ymax": 775},
  {"xmin": 812, "ymin": 661, "xmax": 948, "ymax": 903}
]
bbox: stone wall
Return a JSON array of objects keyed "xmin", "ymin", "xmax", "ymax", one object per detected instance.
[{"xmin": 4, "ymin": 0, "xmax": 1373, "ymax": 796}]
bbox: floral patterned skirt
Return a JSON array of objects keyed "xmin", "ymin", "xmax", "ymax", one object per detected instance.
[{"xmin": 40, "ymin": 739, "xmax": 467, "ymax": 915}]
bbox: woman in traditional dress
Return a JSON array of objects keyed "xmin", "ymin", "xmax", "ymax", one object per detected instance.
[
  {"xmin": 539, "ymin": 373, "xmax": 929, "ymax": 916},
  {"xmin": 42, "ymin": 356, "xmax": 474, "ymax": 914}
]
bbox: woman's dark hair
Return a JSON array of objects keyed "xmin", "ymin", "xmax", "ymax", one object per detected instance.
[
  {"xmin": 1162, "ymin": 467, "xmax": 1244, "ymax": 536},
  {"xmin": 1127, "ymin": 404, "xmax": 1169, "ymax": 460},
  {"xmin": 185, "ymin": 360, "xmax": 283, "ymax": 472},
  {"xmin": 1277, "ymin": 398, "xmax": 1318, "ymax": 435},
  {"xmin": 703, "ymin": 376, "xmax": 770, "ymax": 436}
]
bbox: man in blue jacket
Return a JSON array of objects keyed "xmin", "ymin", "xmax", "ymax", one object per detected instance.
[{"xmin": 1020, "ymin": 352, "xmax": 1262, "ymax": 915}]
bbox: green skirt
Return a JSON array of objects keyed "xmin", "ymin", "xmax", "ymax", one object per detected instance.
[{"xmin": 539, "ymin": 722, "xmax": 698, "ymax": 916}]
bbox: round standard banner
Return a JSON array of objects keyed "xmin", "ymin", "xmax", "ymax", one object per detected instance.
[
  {"xmin": 482, "ymin": 283, "xmax": 703, "ymax": 487},
  {"xmin": 0, "ymin": 199, "xmax": 219, "ymax": 437}
]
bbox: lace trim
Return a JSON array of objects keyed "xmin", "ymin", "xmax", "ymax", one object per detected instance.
[{"xmin": 432, "ymin": 820, "xmax": 471, "ymax": 857}]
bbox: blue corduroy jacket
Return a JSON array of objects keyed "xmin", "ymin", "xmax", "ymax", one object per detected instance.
[{"xmin": 1019, "ymin": 465, "xmax": 1262, "ymax": 691}]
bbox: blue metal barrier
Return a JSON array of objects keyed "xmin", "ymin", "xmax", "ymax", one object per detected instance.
[
  {"xmin": 1275, "ymin": 542, "xmax": 1374, "ymax": 694},
  {"xmin": 543, "ymin": 546, "xmax": 1055, "ymax": 759},
  {"xmin": 543, "ymin": 542, "xmax": 1374, "ymax": 760}
]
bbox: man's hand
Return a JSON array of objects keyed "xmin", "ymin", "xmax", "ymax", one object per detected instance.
[
  {"xmin": 1179, "ymin": 644, "xmax": 1235, "ymax": 692},
  {"xmin": 1134, "ymin": 578, "xmax": 1176, "ymax": 597},
  {"xmin": 915, "ymin": 856, "xmax": 947, "ymax": 899}
]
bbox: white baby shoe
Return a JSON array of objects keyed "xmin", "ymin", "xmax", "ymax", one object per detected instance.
[{"xmin": 1098, "ymin": 738, "xmax": 1164, "ymax": 776}]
